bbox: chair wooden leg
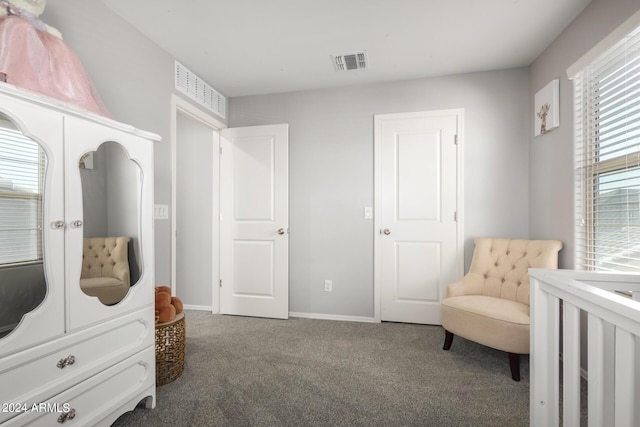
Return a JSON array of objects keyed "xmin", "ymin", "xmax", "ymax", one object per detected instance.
[
  {"xmin": 443, "ymin": 330, "xmax": 454, "ymax": 350},
  {"xmin": 508, "ymin": 353, "xmax": 520, "ymax": 381}
]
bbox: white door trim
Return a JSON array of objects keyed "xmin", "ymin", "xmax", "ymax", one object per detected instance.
[
  {"xmin": 170, "ymin": 94, "xmax": 226, "ymax": 313},
  {"xmin": 373, "ymin": 109, "xmax": 465, "ymax": 323}
]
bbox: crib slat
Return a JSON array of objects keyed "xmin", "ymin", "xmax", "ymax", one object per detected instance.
[
  {"xmin": 531, "ymin": 278, "xmax": 560, "ymax": 427},
  {"xmin": 588, "ymin": 314, "xmax": 605, "ymax": 427},
  {"xmin": 614, "ymin": 327, "xmax": 635, "ymax": 427},
  {"xmin": 563, "ymin": 302, "xmax": 581, "ymax": 426}
]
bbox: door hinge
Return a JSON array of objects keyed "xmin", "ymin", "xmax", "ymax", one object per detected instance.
[
  {"xmin": 219, "ymin": 145, "xmax": 222, "ymax": 155},
  {"xmin": 454, "ymin": 211, "xmax": 458, "ymax": 221},
  {"xmin": 219, "ymin": 279, "xmax": 222, "ymax": 288},
  {"xmin": 454, "ymin": 134, "xmax": 458, "ymax": 145}
]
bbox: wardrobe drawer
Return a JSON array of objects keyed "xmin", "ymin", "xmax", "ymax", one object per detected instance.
[
  {"xmin": 6, "ymin": 347, "xmax": 154, "ymax": 426},
  {"xmin": 0, "ymin": 315, "xmax": 152, "ymax": 424}
]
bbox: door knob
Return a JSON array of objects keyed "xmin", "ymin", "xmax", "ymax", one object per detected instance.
[
  {"xmin": 383, "ymin": 228, "xmax": 391, "ymax": 235},
  {"xmin": 277, "ymin": 228, "xmax": 286, "ymax": 235},
  {"xmin": 51, "ymin": 220, "xmax": 65, "ymax": 229},
  {"xmin": 70, "ymin": 220, "xmax": 83, "ymax": 229}
]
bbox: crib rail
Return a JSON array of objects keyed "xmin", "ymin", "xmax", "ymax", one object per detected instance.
[{"xmin": 530, "ymin": 269, "xmax": 640, "ymax": 427}]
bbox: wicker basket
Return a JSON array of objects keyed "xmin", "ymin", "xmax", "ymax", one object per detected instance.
[{"xmin": 155, "ymin": 312, "xmax": 186, "ymax": 386}]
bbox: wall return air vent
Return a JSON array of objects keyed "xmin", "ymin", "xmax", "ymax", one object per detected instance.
[
  {"xmin": 332, "ymin": 52, "xmax": 368, "ymax": 72},
  {"xmin": 175, "ymin": 61, "xmax": 226, "ymax": 119}
]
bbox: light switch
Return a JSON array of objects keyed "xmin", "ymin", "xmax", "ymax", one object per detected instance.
[
  {"xmin": 154, "ymin": 204, "xmax": 169, "ymax": 220},
  {"xmin": 364, "ymin": 207, "xmax": 373, "ymax": 219}
]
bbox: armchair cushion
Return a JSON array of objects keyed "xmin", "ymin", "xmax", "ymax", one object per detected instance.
[
  {"xmin": 80, "ymin": 236, "xmax": 131, "ymax": 305},
  {"xmin": 441, "ymin": 295, "xmax": 530, "ymax": 354},
  {"xmin": 440, "ymin": 237, "xmax": 562, "ymax": 378}
]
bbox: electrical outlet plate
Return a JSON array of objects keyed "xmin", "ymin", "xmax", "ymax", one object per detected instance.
[{"xmin": 324, "ymin": 280, "xmax": 332, "ymax": 292}]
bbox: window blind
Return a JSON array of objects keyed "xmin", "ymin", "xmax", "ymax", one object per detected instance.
[
  {"xmin": 574, "ymin": 24, "xmax": 640, "ymax": 272},
  {"xmin": 0, "ymin": 122, "xmax": 45, "ymax": 265}
]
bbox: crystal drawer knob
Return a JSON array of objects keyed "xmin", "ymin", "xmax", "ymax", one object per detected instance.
[
  {"xmin": 57, "ymin": 408, "xmax": 76, "ymax": 423},
  {"xmin": 56, "ymin": 355, "xmax": 76, "ymax": 369}
]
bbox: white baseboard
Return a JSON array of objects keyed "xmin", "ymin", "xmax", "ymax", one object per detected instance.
[
  {"xmin": 289, "ymin": 311, "xmax": 377, "ymax": 323},
  {"xmin": 183, "ymin": 304, "xmax": 213, "ymax": 312}
]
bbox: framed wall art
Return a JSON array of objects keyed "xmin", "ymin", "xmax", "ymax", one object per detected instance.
[{"xmin": 534, "ymin": 79, "xmax": 559, "ymax": 136}]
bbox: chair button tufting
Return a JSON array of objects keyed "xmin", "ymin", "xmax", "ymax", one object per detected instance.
[
  {"xmin": 494, "ymin": 262, "xmax": 498, "ymax": 267},
  {"xmin": 501, "ymin": 278, "xmax": 505, "ymax": 283},
  {"xmin": 512, "ymin": 265, "xmax": 516, "ymax": 270},
  {"xmin": 484, "ymin": 274, "xmax": 488, "ymax": 279}
]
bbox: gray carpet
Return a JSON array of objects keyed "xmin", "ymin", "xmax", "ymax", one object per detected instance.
[{"xmin": 112, "ymin": 311, "xmax": 532, "ymax": 426}]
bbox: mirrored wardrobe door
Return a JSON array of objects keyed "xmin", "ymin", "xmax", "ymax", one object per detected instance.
[
  {"xmin": 0, "ymin": 106, "xmax": 64, "ymax": 356},
  {"xmin": 64, "ymin": 116, "xmax": 155, "ymax": 331},
  {"xmin": 78, "ymin": 141, "xmax": 142, "ymax": 305}
]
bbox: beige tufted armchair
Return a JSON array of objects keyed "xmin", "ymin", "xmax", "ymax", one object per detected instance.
[
  {"xmin": 440, "ymin": 237, "xmax": 562, "ymax": 381},
  {"xmin": 80, "ymin": 236, "xmax": 131, "ymax": 305}
]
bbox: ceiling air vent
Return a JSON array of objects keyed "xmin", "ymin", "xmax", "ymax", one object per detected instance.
[
  {"xmin": 175, "ymin": 61, "xmax": 226, "ymax": 119},
  {"xmin": 332, "ymin": 52, "xmax": 368, "ymax": 72}
]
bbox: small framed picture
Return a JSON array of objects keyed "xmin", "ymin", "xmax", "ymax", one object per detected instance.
[{"xmin": 534, "ymin": 79, "xmax": 560, "ymax": 136}]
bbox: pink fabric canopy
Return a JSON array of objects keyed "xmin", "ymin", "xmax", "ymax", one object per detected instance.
[{"xmin": 0, "ymin": 16, "xmax": 111, "ymax": 117}]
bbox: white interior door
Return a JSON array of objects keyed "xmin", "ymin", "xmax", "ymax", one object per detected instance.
[
  {"xmin": 375, "ymin": 110, "xmax": 462, "ymax": 325},
  {"xmin": 220, "ymin": 124, "xmax": 289, "ymax": 319}
]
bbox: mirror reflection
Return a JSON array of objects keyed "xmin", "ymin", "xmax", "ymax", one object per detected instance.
[
  {"xmin": 79, "ymin": 141, "xmax": 142, "ymax": 305},
  {"xmin": 0, "ymin": 113, "xmax": 47, "ymax": 338}
]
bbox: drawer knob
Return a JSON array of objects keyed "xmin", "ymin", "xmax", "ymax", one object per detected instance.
[
  {"xmin": 56, "ymin": 355, "xmax": 76, "ymax": 369},
  {"xmin": 57, "ymin": 408, "xmax": 76, "ymax": 423}
]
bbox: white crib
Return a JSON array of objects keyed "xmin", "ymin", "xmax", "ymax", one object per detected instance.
[{"xmin": 529, "ymin": 269, "xmax": 640, "ymax": 427}]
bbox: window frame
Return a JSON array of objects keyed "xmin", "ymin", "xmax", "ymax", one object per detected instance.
[{"xmin": 572, "ymin": 22, "xmax": 640, "ymax": 272}]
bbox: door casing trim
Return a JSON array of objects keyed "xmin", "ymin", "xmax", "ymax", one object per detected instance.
[{"xmin": 171, "ymin": 94, "xmax": 226, "ymax": 313}]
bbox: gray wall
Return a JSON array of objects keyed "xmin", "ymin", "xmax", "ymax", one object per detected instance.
[
  {"xmin": 175, "ymin": 112, "xmax": 214, "ymax": 307},
  {"xmin": 230, "ymin": 69, "xmax": 531, "ymax": 317},
  {"xmin": 80, "ymin": 149, "xmax": 108, "ymax": 238},
  {"xmin": 42, "ymin": 0, "xmax": 214, "ymax": 286},
  {"xmin": 529, "ymin": 0, "xmax": 640, "ymax": 269},
  {"xmin": 39, "ymin": 0, "xmax": 640, "ymax": 318},
  {"xmin": 529, "ymin": 0, "xmax": 640, "ymax": 372}
]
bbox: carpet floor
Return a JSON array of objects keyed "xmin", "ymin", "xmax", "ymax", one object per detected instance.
[{"xmin": 112, "ymin": 310, "xmax": 534, "ymax": 426}]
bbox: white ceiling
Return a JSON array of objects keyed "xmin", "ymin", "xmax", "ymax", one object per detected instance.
[{"xmin": 100, "ymin": 0, "xmax": 592, "ymax": 98}]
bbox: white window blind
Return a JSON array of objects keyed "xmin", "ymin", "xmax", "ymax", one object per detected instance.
[
  {"xmin": 574, "ymin": 24, "xmax": 640, "ymax": 272},
  {"xmin": 0, "ymin": 122, "xmax": 45, "ymax": 265}
]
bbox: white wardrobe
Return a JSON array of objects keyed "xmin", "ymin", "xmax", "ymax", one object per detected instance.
[{"xmin": 0, "ymin": 84, "xmax": 157, "ymax": 425}]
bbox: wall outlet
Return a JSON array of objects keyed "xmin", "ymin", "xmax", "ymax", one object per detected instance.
[{"xmin": 324, "ymin": 280, "xmax": 333, "ymax": 292}]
